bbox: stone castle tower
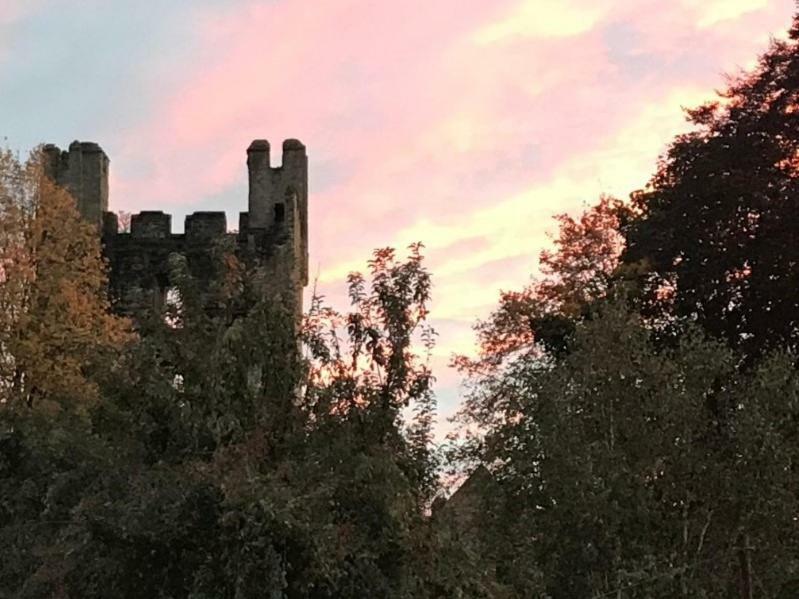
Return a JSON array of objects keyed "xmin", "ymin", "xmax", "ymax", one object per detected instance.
[{"xmin": 42, "ymin": 139, "xmax": 309, "ymax": 318}]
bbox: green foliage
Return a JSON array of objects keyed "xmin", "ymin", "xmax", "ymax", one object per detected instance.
[
  {"xmin": 303, "ymin": 244, "xmax": 439, "ymax": 504},
  {"xmin": 452, "ymin": 14, "xmax": 799, "ymax": 596},
  {"xmin": 456, "ymin": 297, "xmax": 799, "ymax": 597},
  {"xmin": 0, "ymin": 237, "xmax": 487, "ymax": 598}
]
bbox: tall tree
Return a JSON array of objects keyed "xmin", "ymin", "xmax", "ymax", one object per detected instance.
[
  {"xmin": 622, "ymin": 13, "xmax": 799, "ymax": 358},
  {"xmin": 456, "ymin": 296, "xmax": 799, "ymax": 597},
  {"xmin": 455, "ymin": 195, "xmax": 627, "ymax": 377},
  {"xmin": 0, "ymin": 147, "xmax": 131, "ymax": 409},
  {"xmin": 452, "ymin": 196, "xmax": 629, "ymax": 473},
  {"xmin": 454, "ymin": 13, "xmax": 799, "ymax": 589},
  {"xmin": 1, "ymin": 241, "xmax": 493, "ymax": 598}
]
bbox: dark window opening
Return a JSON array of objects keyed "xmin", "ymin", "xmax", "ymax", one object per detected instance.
[{"xmin": 274, "ymin": 203, "xmax": 285, "ymax": 223}]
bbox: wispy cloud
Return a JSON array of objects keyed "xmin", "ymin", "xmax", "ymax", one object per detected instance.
[
  {"xmin": 474, "ymin": 0, "xmax": 606, "ymax": 44},
  {"xmin": 1, "ymin": 0, "xmax": 793, "ymax": 431},
  {"xmin": 684, "ymin": 0, "xmax": 770, "ymax": 29}
]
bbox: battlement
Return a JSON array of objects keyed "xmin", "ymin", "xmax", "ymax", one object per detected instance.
[
  {"xmin": 185, "ymin": 211, "xmax": 227, "ymax": 240},
  {"xmin": 109, "ymin": 210, "xmax": 227, "ymax": 240},
  {"xmin": 44, "ymin": 139, "xmax": 309, "ymax": 319},
  {"xmin": 131, "ymin": 211, "xmax": 172, "ymax": 239},
  {"xmin": 246, "ymin": 138, "xmax": 307, "ymax": 168}
]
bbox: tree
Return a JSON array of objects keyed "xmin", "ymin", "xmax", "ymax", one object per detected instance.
[
  {"xmin": 303, "ymin": 244, "xmax": 439, "ymax": 501},
  {"xmin": 622, "ymin": 13, "xmax": 799, "ymax": 359},
  {"xmin": 1, "ymin": 241, "xmax": 493, "ymax": 598},
  {"xmin": 455, "ymin": 297, "xmax": 799, "ymax": 597},
  {"xmin": 455, "ymin": 195, "xmax": 627, "ymax": 376},
  {"xmin": 453, "ymin": 21, "xmax": 799, "ymax": 582},
  {"xmin": 0, "ymin": 147, "xmax": 132, "ymax": 409},
  {"xmin": 451, "ymin": 197, "xmax": 629, "ymax": 477}
]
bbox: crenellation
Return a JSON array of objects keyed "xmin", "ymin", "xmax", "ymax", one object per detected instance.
[
  {"xmin": 238, "ymin": 211, "xmax": 250, "ymax": 232},
  {"xmin": 43, "ymin": 138, "xmax": 309, "ymax": 321},
  {"xmin": 185, "ymin": 211, "xmax": 227, "ymax": 241},
  {"xmin": 103, "ymin": 211, "xmax": 119, "ymax": 237},
  {"xmin": 130, "ymin": 211, "xmax": 172, "ymax": 239}
]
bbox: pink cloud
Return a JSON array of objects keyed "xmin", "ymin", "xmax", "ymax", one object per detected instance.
[
  {"xmin": 105, "ymin": 0, "xmax": 795, "ymax": 438},
  {"xmin": 106, "ymin": 0, "xmax": 796, "ymax": 216}
]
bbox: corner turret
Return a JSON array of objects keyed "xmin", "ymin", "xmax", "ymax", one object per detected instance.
[
  {"xmin": 246, "ymin": 138, "xmax": 308, "ymax": 286},
  {"xmin": 42, "ymin": 141, "xmax": 109, "ymax": 227}
]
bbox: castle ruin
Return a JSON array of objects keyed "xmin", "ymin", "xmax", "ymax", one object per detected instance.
[{"xmin": 42, "ymin": 139, "xmax": 309, "ymax": 319}]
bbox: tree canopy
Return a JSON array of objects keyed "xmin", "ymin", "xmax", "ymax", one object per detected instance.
[
  {"xmin": 0, "ymin": 163, "xmax": 490, "ymax": 596},
  {"xmin": 4, "ymin": 10, "xmax": 799, "ymax": 599},
  {"xmin": 622, "ymin": 17, "xmax": 799, "ymax": 358},
  {"xmin": 0, "ymin": 148, "xmax": 132, "ymax": 409},
  {"xmin": 452, "ymin": 12, "xmax": 799, "ymax": 598}
]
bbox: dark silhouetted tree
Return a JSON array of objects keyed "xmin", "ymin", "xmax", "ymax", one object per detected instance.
[
  {"xmin": 1, "ymin": 238, "xmax": 494, "ymax": 598},
  {"xmin": 456, "ymin": 295, "xmax": 799, "ymax": 597},
  {"xmin": 622, "ymin": 13, "xmax": 799, "ymax": 359}
]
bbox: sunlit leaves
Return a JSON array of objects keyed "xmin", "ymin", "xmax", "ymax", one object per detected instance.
[{"xmin": 0, "ymin": 148, "xmax": 132, "ymax": 410}]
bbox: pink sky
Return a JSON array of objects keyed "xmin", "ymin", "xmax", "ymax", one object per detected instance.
[
  {"xmin": 113, "ymin": 0, "xmax": 797, "ymax": 435},
  {"xmin": 2, "ymin": 0, "xmax": 795, "ymax": 436}
]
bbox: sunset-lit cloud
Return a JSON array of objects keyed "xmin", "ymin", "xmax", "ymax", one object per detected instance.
[
  {"xmin": 0, "ymin": 0, "xmax": 794, "ymax": 433},
  {"xmin": 474, "ymin": 0, "xmax": 604, "ymax": 44},
  {"xmin": 684, "ymin": 0, "xmax": 770, "ymax": 28}
]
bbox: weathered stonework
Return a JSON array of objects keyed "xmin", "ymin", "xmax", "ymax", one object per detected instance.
[
  {"xmin": 435, "ymin": 465, "xmax": 495, "ymax": 533},
  {"xmin": 43, "ymin": 139, "xmax": 309, "ymax": 320},
  {"xmin": 43, "ymin": 141, "xmax": 109, "ymax": 226}
]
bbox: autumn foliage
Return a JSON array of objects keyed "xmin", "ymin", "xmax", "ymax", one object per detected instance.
[
  {"xmin": 0, "ymin": 148, "xmax": 131, "ymax": 408},
  {"xmin": 455, "ymin": 195, "xmax": 628, "ymax": 375}
]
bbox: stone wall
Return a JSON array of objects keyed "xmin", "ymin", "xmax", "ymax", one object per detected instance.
[{"xmin": 44, "ymin": 139, "xmax": 309, "ymax": 321}]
